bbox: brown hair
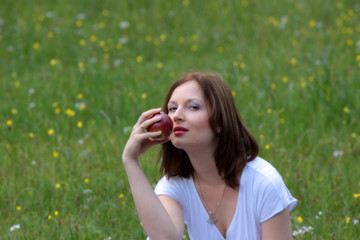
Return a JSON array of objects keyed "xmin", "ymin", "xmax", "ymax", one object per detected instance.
[{"xmin": 160, "ymin": 72, "xmax": 259, "ymax": 188}]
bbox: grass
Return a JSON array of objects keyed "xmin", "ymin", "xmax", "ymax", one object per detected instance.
[{"xmin": 0, "ymin": 0, "xmax": 359, "ymax": 239}]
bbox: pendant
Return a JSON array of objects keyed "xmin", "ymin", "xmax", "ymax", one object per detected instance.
[{"xmin": 207, "ymin": 213, "xmax": 217, "ymax": 224}]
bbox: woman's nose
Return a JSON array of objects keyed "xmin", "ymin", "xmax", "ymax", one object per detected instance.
[{"xmin": 171, "ymin": 108, "xmax": 184, "ymax": 122}]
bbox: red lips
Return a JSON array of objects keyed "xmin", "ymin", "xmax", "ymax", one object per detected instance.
[{"xmin": 173, "ymin": 126, "xmax": 188, "ymax": 136}]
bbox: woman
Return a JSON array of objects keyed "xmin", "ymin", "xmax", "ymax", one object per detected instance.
[{"xmin": 122, "ymin": 72, "xmax": 297, "ymax": 240}]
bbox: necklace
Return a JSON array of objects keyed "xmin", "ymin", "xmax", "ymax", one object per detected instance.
[{"xmin": 195, "ymin": 176, "xmax": 226, "ymax": 224}]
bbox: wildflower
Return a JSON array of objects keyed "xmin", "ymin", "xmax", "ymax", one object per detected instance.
[
  {"xmin": 280, "ymin": 118, "xmax": 285, "ymax": 124},
  {"xmin": 354, "ymin": 193, "xmax": 360, "ymax": 199},
  {"xmin": 84, "ymin": 178, "xmax": 89, "ymax": 183},
  {"xmin": 48, "ymin": 129, "xmax": 54, "ymax": 135},
  {"xmin": 78, "ymin": 62, "xmax": 84, "ymax": 69},
  {"xmin": 29, "ymin": 132, "xmax": 34, "ymax": 138},
  {"xmin": 356, "ymin": 55, "xmax": 360, "ymax": 61},
  {"xmin": 90, "ymin": 35, "xmax": 97, "ymax": 42},
  {"xmin": 183, "ymin": 0, "xmax": 190, "ymax": 6},
  {"xmin": 33, "ymin": 42, "xmax": 40, "ymax": 50},
  {"xmin": 55, "ymin": 183, "xmax": 61, "ymax": 189},
  {"xmin": 347, "ymin": 39, "xmax": 353, "ymax": 46},
  {"xmin": 116, "ymin": 43, "xmax": 122, "ymax": 49},
  {"xmin": 271, "ymin": 83, "xmax": 276, "ymax": 89},
  {"xmin": 217, "ymin": 46, "xmax": 223, "ymax": 53},
  {"xmin": 157, "ymin": 62, "xmax": 164, "ymax": 69},
  {"xmin": 351, "ymin": 133, "xmax": 357, "ymax": 138},
  {"xmin": 49, "ymin": 59, "xmax": 57, "ymax": 66},
  {"xmin": 191, "ymin": 45, "xmax": 198, "ymax": 52},
  {"xmin": 265, "ymin": 144, "xmax": 270, "ymax": 150},
  {"xmin": 297, "ymin": 216, "xmax": 303, "ymax": 222},
  {"xmin": 309, "ymin": 20, "xmax": 316, "ymax": 28},
  {"xmin": 191, "ymin": 34, "xmax": 198, "ymax": 41},
  {"xmin": 290, "ymin": 57, "xmax": 297, "ymax": 65},
  {"xmin": 259, "ymin": 134, "xmax": 264, "ymax": 139},
  {"xmin": 54, "ymin": 211, "xmax": 59, "ymax": 216},
  {"xmin": 343, "ymin": 107, "xmax": 350, "ymax": 113},
  {"xmin": 98, "ymin": 22, "xmax": 105, "ymax": 29},
  {"xmin": 79, "ymin": 39, "xmax": 86, "ymax": 46},
  {"xmin": 14, "ymin": 81, "xmax": 20, "ymax": 88},
  {"xmin": 53, "ymin": 151, "xmax": 59, "ymax": 158},
  {"xmin": 239, "ymin": 63, "xmax": 246, "ymax": 69},
  {"xmin": 160, "ymin": 33, "xmax": 166, "ymax": 41},
  {"xmin": 6, "ymin": 120, "xmax": 13, "ymax": 127},
  {"xmin": 332, "ymin": 150, "xmax": 343, "ymax": 158},
  {"xmin": 178, "ymin": 37, "xmax": 185, "ymax": 43},
  {"xmin": 300, "ymin": 81, "xmax": 307, "ymax": 88},
  {"xmin": 145, "ymin": 35, "xmax": 152, "ymax": 42},
  {"xmin": 17, "ymin": 206, "xmax": 21, "ymax": 211},
  {"xmin": 77, "ymin": 93, "xmax": 83, "ymax": 99},
  {"xmin": 66, "ymin": 108, "xmax": 76, "ymax": 117},
  {"xmin": 118, "ymin": 21, "xmax": 129, "ymax": 29},
  {"xmin": 136, "ymin": 56, "xmax": 143, "ymax": 63},
  {"xmin": 354, "ymin": 219, "xmax": 359, "ymax": 225},
  {"xmin": 118, "ymin": 193, "xmax": 124, "ymax": 199},
  {"xmin": 77, "ymin": 121, "xmax": 83, "ymax": 128},
  {"xmin": 9, "ymin": 224, "xmax": 20, "ymax": 232},
  {"xmin": 232, "ymin": 91, "xmax": 236, "ymax": 97},
  {"xmin": 346, "ymin": 217, "xmax": 350, "ymax": 223},
  {"xmin": 48, "ymin": 215, "xmax": 53, "ymax": 220},
  {"xmin": 47, "ymin": 32, "xmax": 54, "ymax": 38},
  {"xmin": 102, "ymin": 9, "xmax": 109, "ymax": 16},
  {"xmin": 141, "ymin": 93, "xmax": 147, "ymax": 100},
  {"xmin": 28, "ymin": 88, "xmax": 35, "ymax": 95},
  {"xmin": 75, "ymin": 102, "xmax": 86, "ymax": 111},
  {"xmin": 267, "ymin": 108, "xmax": 272, "ymax": 114},
  {"xmin": 55, "ymin": 108, "xmax": 61, "ymax": 114}
]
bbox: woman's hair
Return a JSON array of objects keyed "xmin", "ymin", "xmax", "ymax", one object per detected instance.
[{"xmin": 160, "ymin": 72, "xmax": 259, "ymax": 188}]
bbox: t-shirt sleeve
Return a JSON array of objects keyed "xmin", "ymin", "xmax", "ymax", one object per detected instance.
[
  {"xmin": 255, "ymin": 168, "xmax": 298, "ymax": 223},
  {"xmin": 154, "ymin": 176, "xmax": 186, "ymax": 205}
]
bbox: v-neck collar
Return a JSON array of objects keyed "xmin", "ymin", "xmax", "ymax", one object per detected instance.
[{"xmin": 190, "ymin": 176, "xmax": 240, "ymax": 239}]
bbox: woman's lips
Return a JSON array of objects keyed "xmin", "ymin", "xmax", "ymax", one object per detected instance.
[{"xmin": 173, "ymin": 126, "xmax": 188, "ymax": 136}]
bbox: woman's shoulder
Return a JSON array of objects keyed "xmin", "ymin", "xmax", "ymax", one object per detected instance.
[{"xmin": 243, "ymin": 156, "xmax": 284, "ymax": 186}]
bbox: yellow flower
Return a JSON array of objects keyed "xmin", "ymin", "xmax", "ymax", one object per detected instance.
[
  {"xmin": 217, "ymin": 46, "xmax": 223, "ymax": 53},
  {"xmin": 55, "ymin": 183, "xmax": 61, "ymax": 189},
  {"xmin": 354, "ymin": 193, "xmax": 360, "ymax": 199},
  {"xmin": 66, "ymin": 109, "xmax": 76, "ymax": 117},
  {"xmin": 54, "ymin": 211, "xmax": 59, "ymax": 216},
  {"xmin": 191, "ymin": 34, "xmax": 198, "ymax": 41},
  {"xmin": 290, "ymin": 57, "xmax": 297, "ymax": 65},
  {"xmin": 17, "ymin": 206, "xmax": 21, "ymax": 211},
  {"xmin": 102, "ymin": 9, "xmax": 109, "ymax": 16},
  {"xmin": 346, "ymin": 217, "xmax": 350, "ymax": 223},
  {"xmin": 271, "ymin": 83, "xmax": 276, "ymax": 89},
  {"xmin": 301, "ymin": 81, "xmax": 307, "ymax": 88},
  {"xmin": 76, "ymin": 20, "xmax": 83, "ymax": 27},
  {"xmin": 77, "ymin": 93, "xmax": 83, "ymax": 99},
  {"xmin": 48, "ymin": 215, "xmax": 53, "ymax": 220},
  {"xmin": 356, "ymin": 55, "xmax": 360, "ymax": 61},
  {"xmin": 280, "ymin": 118, "xmax": 285, "ymax": 124},
  {"xmin": 11, "ymin": 108, "xmax": 18, "ymax": 115},
  {"xmin": 6, "ymin": 120, "xmax": 13, "ymax": 127},
  {"xmin": 183, "ymin": 0, "xmax": 190, "ymax": 6},
  {"xmin": 55, "ymin": 108, "xmax": 61, "ymax": 114},
  {"xmin": 232, "ymin": 91, "xmax": 236, "ymax": 97},
  {"xmin": 29, "ymin": 132, "xmax": 35, "ymax": 139},
  {"xmin": 136, "ymin": 56, "xmax": 143, "ymax": 63},
  {"xmin": 33, "ymin": 42, "xmax": 40, "ymax": 50},
  {"xmin": 47, "ymin": 32, "xmax": 54, "ymax": 39},
  {"xmin": 267, "ymin": 108, "xmax": 272, "ymax": 114},
  {"xmin": 118, "ymin": 193, "xmax": 124, "ymax": 199},
  {"xmin": 48, "ymin": 128, "xmax": 54, "ymax": 135},
  {"xmin": 145, "ymin": 35, "xmax": 152, "ymax": 42},
  {"xmin": 90, "ymin": 35, "xmax": 97, "ymax": 42},
  {"xmin": 98, "ymin": 22, "xmax": 105, "ymax": 29},
  {"xmin": 343, "ymin": 107, "xmax": 350, "ymax": 113},
  {"xmin": 297, "ymin": 216, "xmax": 303, "ymax": 223},
  {"xmin": 160, "ymin": 33, "xmax": 166, "ymax": 41},
  {"xmin": 191, "ymin": 45, "xmax": 198, "ymax": 52},
  {"xmin": 178, "ymin": 37, "xmax": 185, "ymax": 43},
  {"xmin": 309, "ymin": 20, "xmax": 316, "ymax": 28},
  {"xmin": 52, "ymin": 102, "xmax": 58, "ymax": 107},
  {"xmin": 116, "ymin": 43, "xmax": 122, "ymax": 49},
  {"xmin": 239, "ymin": 63, "xmax": 246, "ymax": 69},
  {"xmin": 157, "ymin": 62, "xmax": 164, "ymax": 69},
  {"xmin": 265, "ymin": 144, "xmax": 270, "ymax": 150},
  {"xmin": 84, "ymin": 178, "xmax": 89, "ymax": 183},
  {"xmin": 53, "ymin": 151, "xmax": 59, "ymax": 158},
  {"xmin": 77, "ymin": 121, "xmax": 83, "ymax": 128},
  {"xmin": 347, "ymin": 39, "xmax": 353, "ymax": 46},
  {"xmin": 259, "ymin": 134, "xmax": 264, "ymax": 139},
  {"xmin": 78, "ymin": 62, "xmax": 84, "ymax": 69},
  {"xmin": 49, "ymin": 59, "xmax": 57, "ymax": 66},
  {"xmin": 79, "ymin": 39, "xmax": 86, "ymax": 46},
  {"xmin": 14, "ymin": 81, "xmax": 20, "ymax": 88},
  {"xmin": 351, "ymin": 133, "xmax": 357, "ymax": 138},
  {"xmin": 141, "ymin": 93, "xmax": 147, "ymax": 100}
]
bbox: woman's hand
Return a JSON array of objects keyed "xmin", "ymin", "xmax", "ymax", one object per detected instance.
[{"xmin": 122, "ymin": 108, "xmax": 170, "ymax": 163}]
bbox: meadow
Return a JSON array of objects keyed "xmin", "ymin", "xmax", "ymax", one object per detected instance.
[{"xmin": 1, "ymin": 0, "xmax": 359, "ymax": 239}]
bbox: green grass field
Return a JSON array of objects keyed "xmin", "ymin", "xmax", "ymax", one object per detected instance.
[{"xmin": 1, "ymin": 0, "xmax": 359, "ymax": 239}]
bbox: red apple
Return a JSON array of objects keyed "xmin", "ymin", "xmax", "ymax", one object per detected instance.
[{"xmin": 147, "ymin": 112, "xmax": 173, "ymax": 140}]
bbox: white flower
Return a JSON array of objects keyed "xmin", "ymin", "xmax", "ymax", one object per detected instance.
[
  {"xmin": 78, "ymin": 139, "xmax": 84, "ymax": 145},
  {"xmin": 28, "ymin": 102, "xmax": 36, "ymax": 109},
  {"xmin": 354, "ymin": 219, "xmax": 359, "ymax": 225},
  {"xmin": 123, "ymin": 126, "xmax": 132, "ymax": 134},
  {"xmin": 113, "ymin": 58, "xmax": 123, "ymax": 67},
  {"xmin": 10, "ymin": 224, "xmax": 20, "ymax": 232},
  {"xmin": 333, "ymin": 150, "xmax": 343, "ymax": 158},
  {"xmin": 77, "ymin": 13, "xmax": 86, "ymax": 20},
  {"xmin": 31, "ymin": 160, "xmax": 37, "ymax": 166},
  {"xmin": 28, "ymin": 88, "xmax": 35, "ymax": 95},
  {"xmin": 118, "ymin": 37, "xmax": 128, "ymax": 44},
  {"xmin": 118, "ymin": 21, "xmax": 129, "ymax": 29}
]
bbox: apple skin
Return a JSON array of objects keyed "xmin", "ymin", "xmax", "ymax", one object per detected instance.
[{"xmin": 147, "ymin": 112, "xmax": 173, "ymax": 140}]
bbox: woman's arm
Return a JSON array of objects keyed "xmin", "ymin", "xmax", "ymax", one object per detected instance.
[
  {"xmin": 122, "ymin": 108, "xmax": 184, "ymax": 240},
  {"xmin": 261, "ymin": 207, "xmax": 292, "ymax": 240}
]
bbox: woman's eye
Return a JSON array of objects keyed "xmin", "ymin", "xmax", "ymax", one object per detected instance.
[
  {"xmin": 189, "ymin": 105, "xmax": 199, "ymax": 110},
  {"xmin": 168, "ymin": 106, "xmax": 177, "ymax": 112}
]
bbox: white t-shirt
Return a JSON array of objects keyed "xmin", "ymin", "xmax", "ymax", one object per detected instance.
[{"xmin": 153, "ymin": 156, "xmax": 298, "ymax": 240}]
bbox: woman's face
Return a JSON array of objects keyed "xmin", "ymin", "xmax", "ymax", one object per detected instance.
[{"xmin": 167, "ymin": 80, "xmax": 217, "ymax": 151}]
